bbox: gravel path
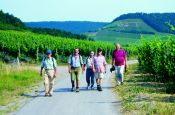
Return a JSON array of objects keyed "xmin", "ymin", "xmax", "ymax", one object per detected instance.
[{"xmin": 14, "ymin": 60, "xmax": 138, "ymax": 115}]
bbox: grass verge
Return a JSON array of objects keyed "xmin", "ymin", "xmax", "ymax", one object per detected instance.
[
  {"xmin": 113, "ymin": 64, "xmax": 175, "ymax": 115},
  {"xmin": 0, "ymin": 61, "xmax": 42, "ymax": 114}
]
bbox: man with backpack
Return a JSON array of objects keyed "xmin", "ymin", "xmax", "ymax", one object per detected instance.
[
  {"xmin": 68, "ymin": 48, "xmax": 84, "ymax": 92},
  {"xmin": 40, "ymin": 50, "xmax": 57, "ymax": 97},
  {"xmin": 92, "ymin": 48, "xmax": 107, "ymax": 91},
  {"xmin": 84, "ymin": 51, "xmax": 95, "ymax": 90}
]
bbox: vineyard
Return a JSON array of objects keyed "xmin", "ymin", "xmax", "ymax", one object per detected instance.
[
  {"xmin": 1, "ymin": 30, "xmax": 175, "ymax": 84},
  {"xmin": 0, "ymin": 30, "xmax": 117, "ymax": 62},
  {"xmin": 138, "ymin": 38, "xmax": 175, "ymax": 92}
]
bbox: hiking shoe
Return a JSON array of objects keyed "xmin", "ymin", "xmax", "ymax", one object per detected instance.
[
  {"xmin": 98, "ymin": 85, "xmax": 103, "ymax": 91},
  {"xmin": 86, "ymin": 85, "xmax": 90, "ymax": 90},
  {"xmin": 97, "ymin": 85, "xmax": 100, "ymax": 91},
  {"xmin": 121, "ymin": 82, "xmax": 124, "ymax": 85},
  {"xmin": 91, "ymin": 86, "xmax": 95, "ymax": 90},
  {"xmin": 71, "ymin": 87, "xmax": 75, "ymax": 92},
  {"xmin": 76, "ymin": 88, "xmax": 80, "ymax": 92},
  {"xmin": 44, "ymin": 93, "xmax": 49, "ymax": 97},
  {"xmin": 48, "ymin": 93, "xmax": 52, "ymax": 97}
]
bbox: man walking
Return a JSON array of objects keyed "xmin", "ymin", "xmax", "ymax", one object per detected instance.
[
  {"xmin": 92, "ymin": 48, "xmax": 107, "ymax": 91},
  {"xmin": 40, "ymin": 50, "xmax": 57, "ymax": 97},
  {"xmin": 84, "ymin": 51, "xmax": 95, "ymax": 90},
  {"xmin": 68, "ymin": 48, "xmax": 84, "ymax": 92},
  {"xmin": 112, "ymin": 43, "xmax": 128, "ymax": 85}
]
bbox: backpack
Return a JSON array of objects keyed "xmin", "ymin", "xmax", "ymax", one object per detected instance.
[
  {"xmin": 70, "ymin": 54, "xmax": 83, "ymax": 67},
  {"xmin": 43, "ymin": 57, "xmax": 56, "ymax": 68}
]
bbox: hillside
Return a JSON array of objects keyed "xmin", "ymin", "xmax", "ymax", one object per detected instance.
[
  {"xmin": 100, "ymin": 19, "xmax": 156, "ymax": 34},
  {"xmin": 86, "ymin": 13, "xmax": 175, "ymax": 44},
  {"xmin": 0, "ymin": 10, "xmax": 89, "ymax": 40},
  {"xmin": 113, "ymin": 13, "xmax": 175, "ymax": 34},
  {"xmin": 0, "ymin": 10, "xmax": 25, "ymax": 30},
  {"xmin": 25, "ymin": 21, "xmax": 108, "ymax": 34},
  {"xmin": 86, "ymin": 19, "xmax": 157, "ymax": 44}
]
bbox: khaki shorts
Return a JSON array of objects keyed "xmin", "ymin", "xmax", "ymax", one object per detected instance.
[{"xmin": 94, "ymin": 72, "xmax": 104, "ymax": 79}]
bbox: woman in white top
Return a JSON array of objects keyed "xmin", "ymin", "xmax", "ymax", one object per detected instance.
[{"xmin": 84, "ymin": 51, "xmax": 95, "ymax": 90}]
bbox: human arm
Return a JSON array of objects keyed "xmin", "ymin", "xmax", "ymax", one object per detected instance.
[
  {"xmin": 53, "ymin": 58, "xmax": 57, "ymax": 77},
  {"xmin": 80, "ymin": 56, "xmax": 85, "ymax": 73},
  {"xmin": 40, "ymin": 67, "xmax": 44, "ymax": 76},
  {"xmin": 68, "ymin": 64, "xmax": 72, "ymax": 73},
  {"xmin": 68, "ymin": 55, "xmax": 72, "ymax": 73},
  {"xmin": 40, "ymin": 58, "xmax": 45, "ymax": 76},
  {"xmin": 92, "ymin": 64, "xmax": 95, "ymax": 73},
  {"xmin": 104, "ymin": 57, "xmax": 107, "ymax": 73},
  {"xmin": 104, "ymin": 64, "xmax": 107, "ymax": 73},
  {"xmin": 124, "ymin": 52, "xmax": 128, "ymax": 72},
  {"xmin": 112, "ymin": 51, "xmax": 115, "ymax": 66},
  {"xmin": 112, "ymin": 58, "xmax": 115, "ymax": 66}
]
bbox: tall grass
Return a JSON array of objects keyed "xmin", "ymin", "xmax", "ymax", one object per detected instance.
[
  {"xmin": 0, "ymin": 62, "xmax": 41, "ymax": 106},
  {"xmin": 113, "ymin": 64, "xmax": 175, "ymax": 115}
]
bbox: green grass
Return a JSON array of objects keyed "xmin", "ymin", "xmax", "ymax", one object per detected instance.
[
  {"xmin": 86, "ymin": 18, "xmax": 175, "ymax": 44},
  {"xmin": 89, "ymin": 31, "xmax": 175, "ymax": 45},
  {"xmin": 94, "ymin": 30, "xmax": 140, "ymax": 44},
  {"xmin": 113, "ymin": 64, "xmax": 175, "ymax": 115},
  {"xmin": 101, "ymin": 19, "xmax": 157, "ymax": 33},
  {"xmin": 0, "ymin": 61, "xmax": 41, "ymax": 114},
  {"xmin": 141, "ymin": 33, "xmax": 175, "ymax": 40}
]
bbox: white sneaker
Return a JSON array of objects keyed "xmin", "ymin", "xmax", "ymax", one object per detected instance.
[{"xmin": 86, "ymin": 85, "xmax": 90, "ymax": 90}]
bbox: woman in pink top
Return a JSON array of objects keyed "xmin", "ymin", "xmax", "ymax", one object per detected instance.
[{"xmin": 92, "ymin": 48, "xmax": 107, "ymax": 91}]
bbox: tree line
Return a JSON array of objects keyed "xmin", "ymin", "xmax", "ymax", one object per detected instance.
[{"xmin": 0, "ymin": 10, "xmax": 91, "ymax": 40}]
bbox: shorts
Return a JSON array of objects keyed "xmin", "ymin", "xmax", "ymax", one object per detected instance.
[
  {"xmin": 94, "ymin": 72, "xmax": 104, "ymax": 79},
  {"xmin": 70, "ymin": 67, "xmax": 80, "ymax": 82}
]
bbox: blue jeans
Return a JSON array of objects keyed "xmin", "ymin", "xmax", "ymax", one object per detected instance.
[{"xmin": 86, "ymin": 68, "xmax": 94, "ymax": 87}]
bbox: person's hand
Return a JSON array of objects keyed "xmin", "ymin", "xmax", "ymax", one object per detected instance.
[
  {"xmin": 68, "ymin": 69, "xmax": 71, "ymax": 73},
  {"xmin": 40, "ymin": 72, "xmax": 43, "ymax": 77},
  {"xmin": 53, "ymin": 74, "xmax": 56, "ymax": 78},
  {"xmin": 125, "ymin": 65, "xmax": 128, "ymax": 72},
  {"xmin": 82, "ymin": 69, "xmax": 84, "ymax": 74},
  {"xmin": 93, "ymin": 69, "xmax": 95, "ymax": 73}
]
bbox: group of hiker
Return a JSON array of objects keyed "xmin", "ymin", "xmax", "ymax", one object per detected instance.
[{"xmin": 40, "ymin": 43, "xmax": 128, "ymax": 97}]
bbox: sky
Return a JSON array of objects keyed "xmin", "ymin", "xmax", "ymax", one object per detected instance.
[{"xmin": 0, "ymin": 0, "xmax": 175, "ymax": 22}]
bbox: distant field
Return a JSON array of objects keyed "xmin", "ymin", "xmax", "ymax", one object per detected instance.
[
  {"xmin": 86, "ymin": 18, "xmax": 175, "ymax": 44},
  {"xmin": 91, "ymin": 31, "xmax": 175, "ymax": 44},
  {"xmin": 93, "ymin": 30, "xmax": 140, "ymax": 44},
  {"xmin": 101, "ymin": 19, "xmax": 156, "ymax": 33}
]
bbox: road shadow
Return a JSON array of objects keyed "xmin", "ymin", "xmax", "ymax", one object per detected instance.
[
  {"xmin": 54, "ymin": 88, "xmax": 71, "ymax": 92},
  {"xmin": 102, "ymin": 86, "xmax": 114, "ymax": 89},
  {"xmin": 54, "ymin": 86, "xmax": 114, "ymax": 93},
  {"xmin": 54, "ymin": 87, "xmax": 90, "ymax": 92},
  {"xmin": 21, "ymin": 93, "xmax": 44, "ymax": 98},
  {"xmin": 88, "ymin": 101, "xmax": 121, "ymax": 104},
  {"xmin": 21, "ymin": 90, "xmax": 45, "ymax": 98}
]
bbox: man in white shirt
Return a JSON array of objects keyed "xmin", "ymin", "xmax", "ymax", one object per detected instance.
[{"xmin": 68, "ymin": 48, "xmax": 84, "ymax": 92}]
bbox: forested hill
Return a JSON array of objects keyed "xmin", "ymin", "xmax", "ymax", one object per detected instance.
[
  {"xmin": 25, "ymin": 21, "xmax": 108, "ymax": 34},
  {"xmin": 0, "ymin": 10, "xmax": 90, "ymax": 40},
  {"xmin": 112, "ymin": 13, "xmax": 175, "ymax": 34},
  {"xmin": 0, "ymin": 10, "xmax": 25, "ymax": 30}
]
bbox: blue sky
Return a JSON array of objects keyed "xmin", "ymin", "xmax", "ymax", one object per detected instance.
[{"xmin": 0, "ymin": 0, "xmax": 175, "ymax": 22}]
